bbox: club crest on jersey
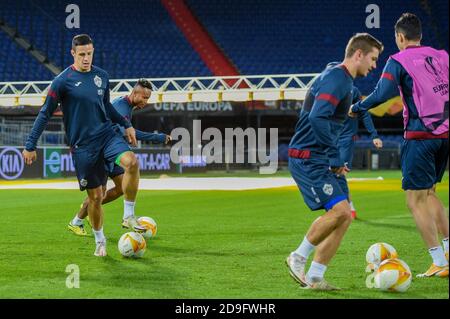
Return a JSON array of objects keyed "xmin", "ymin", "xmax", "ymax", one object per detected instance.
[
  {"xmin": 322, "ymin": 183, "xmax": 333, "ymax": 196},
  {"xmin": 94, "ymin": 75, "xmax": 102, "ymax": 88},
  {"xmin": 98, "ymin": 89, "xmax": 103, "ymax": 96}
]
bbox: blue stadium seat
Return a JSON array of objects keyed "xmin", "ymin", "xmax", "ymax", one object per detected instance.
[
  {"xmin": 186, "ymin": 0, "xmax": 446, "ymax": 94},
  {"xmin": 0, "ymin": 0, "xmax": 211, "ymax": 81},
  {"xmin": 0, "ymin": 0, "xmax": 447, "ymax": 85},
  {"xmin": 0, "ymin": 31, "xmax": 54, "ymax": 81}
]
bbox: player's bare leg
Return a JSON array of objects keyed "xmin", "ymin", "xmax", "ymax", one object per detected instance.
[
  {"xmin": 77, "ymin": 177, "xmax": 123, "ymax": 220},
  {"xmin": 303, "ymin": 200, "xmax": 351, "ymax": 290},
  {"xmin": 314, "ymin": 212, "xmax": 352, "ymax": 266},
  {"xmin": 406, "ymin": 189, "xmax": 448, "ymax": 277},
  {"xmin": 78, "ymin": 198, "xmax": 89, "ymax": 220},
  {"xmin": 119, "ymin": 151, "xmax": 145, "ymax": 232},
  {"xmin": 306, "ymin": 200, "xmax": 352, "ymax": 245},
  {"xmin": 428, "ymin": 185, "xmax": 449, "ymax": 262},
  {"xmin": 407, "ymin": 190, "xmax": 441, "ymax": 248},
  {"xmin": 287, "ymin": 200, "xmax": 351, "ymax": 289},
  {"xmin": 67, "ymin": 188, "xmax": 104, "ymax": 236},
  {"xmin": 428, "ymin": 186, "xmax": 449, "ymax": 240},
  {"xmin": 69, "ymin": 186, "xmax": 105, "ymax": 236},
  {"xmin": 70, "ymin": 176, "xmax": 127, "ymax": 236},
  {"xmin": 119, "ymin": 151, "xmax": 139, "ymax": 201},
  {"xmin": 87, "ymin": 186, "xmax": 107, "ymax": 257},
  {"xmin": 103, "ymin": 175, "xmax": 124, "ymax": 204}
]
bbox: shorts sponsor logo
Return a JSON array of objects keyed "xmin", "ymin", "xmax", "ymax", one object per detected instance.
[
  {"xmin": 322, "ymin": 183, "xmax": 334, "ymax": 196},
  {"xmin": 0, "ymin": 147, "xmax": 24, "ymax": 180}
]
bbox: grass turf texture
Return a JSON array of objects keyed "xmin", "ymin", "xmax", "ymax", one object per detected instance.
[{"xmin": 0, "ymin": 170, "xmax": 448, "ymax": 298}]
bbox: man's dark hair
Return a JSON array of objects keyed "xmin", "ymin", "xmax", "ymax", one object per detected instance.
[
  {"xmin": 345, "ymin": 33, "xmax": 384, "ymax": 58},
  {"xmin": 72, "ymin": 34, "xmax": 93, "ymax": 49},
  {"xmin": 395, "ymin": 13, "xmax": 422, "ymax": 41},
  {"xmin": 135, "ymin": 78, "xmax": 153, "ymax": 90}
]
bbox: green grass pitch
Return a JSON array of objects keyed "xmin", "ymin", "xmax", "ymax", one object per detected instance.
[{"xmin": 0, "ymin": 170, "xmax": 448, "ymax": 298}]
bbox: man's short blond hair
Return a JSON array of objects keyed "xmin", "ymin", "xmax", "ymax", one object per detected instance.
[{"xmin": 345, "ymin": 33, "xmax": 384, "ymax": 58}]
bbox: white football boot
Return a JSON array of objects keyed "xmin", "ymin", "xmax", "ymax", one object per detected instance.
[
  {"xmin": 286, "ymin": 252, "xmax": 308, "ymax": 287},
  {"xmin": 94, "ymin": 241, "xmax": 107, "ymax": 257}
]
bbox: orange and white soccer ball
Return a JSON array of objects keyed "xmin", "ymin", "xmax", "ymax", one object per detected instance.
[
  {"xmin": 374, "ymin": 258, "xmax": 412, "ymax": 292},
  {"xmin": 366, "ymin": 242, "xmax": 398, "ymax": 270},
  {"xmin": 137, "ymin": 216, "xmax": 157, "ymax": 239},
  {"xmin": 118, "ymin": 231, "xmax": 146, "ymax": 258}
]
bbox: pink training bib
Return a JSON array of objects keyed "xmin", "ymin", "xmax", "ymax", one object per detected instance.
[{"xmin": 391, "ymin": 46, "xmax": 449, "ymax": 135}]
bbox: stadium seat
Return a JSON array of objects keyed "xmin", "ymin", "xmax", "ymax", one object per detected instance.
[
  {"xmin": 0, "ymin": 0, "xmax": 447, "ymax": 87},
  {"xmin": 186, "ymin": 0, "xmax": 444, "ymax": 94},
  {"xmin": 0, "ymin": 0, "xmax": 211, "ymax": 81}
]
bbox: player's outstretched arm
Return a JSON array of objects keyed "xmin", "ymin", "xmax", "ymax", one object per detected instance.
[{"xmin": 135, "ymin": 129, "xmax": 171, "ymax": 144}]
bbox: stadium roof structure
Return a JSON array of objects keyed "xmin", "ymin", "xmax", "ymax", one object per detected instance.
[{"xmin": 0, "ymin": 74, "xmax": 319, "ymax": 107}]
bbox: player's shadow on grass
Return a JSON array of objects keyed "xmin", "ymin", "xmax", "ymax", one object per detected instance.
[
  {"xmin": 87, "ymin": 255, "xmax": 189, "ymax": 298},
  {"xmin": 150, "ymin": 243, "xmax": 252, "ymax": 257},
  {"xmin": 353, "ymin": 218, "xmax": 417, "ymax": 232}
]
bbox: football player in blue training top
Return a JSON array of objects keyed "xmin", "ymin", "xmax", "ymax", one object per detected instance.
[
  {"xmin": 68, "ymin": 78, "xmax": 172, "ymax": 236},
  {"xmin": 23, "ymin": 34, "xmax": 141, "ymax": 257},
  {"xmin": 286, "ymin": 33, "xmax": 383, "ymax": 290}
]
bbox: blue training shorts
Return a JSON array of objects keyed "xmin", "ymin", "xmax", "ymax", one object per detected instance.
[
  {"xmin": 109, "ymin": 164, "xmax": 125, "ymax": 179},
  {"xmin": 289, "ymin": 157, "xmax": 349, "ymax": 211},
  {"xmin": 102, "ymin": 163, "xmax": 125, "ymax": 186},
  {"xmin": 400, "ymin": 138, "xmax": 448, "ymax": 190},
  {"xmin": 72, "ymin": 131, "xmax": 130, "ymax": 191},
  {"xmin": 335, "ymin": 174, "xmax": 349, "ymax": 198}
]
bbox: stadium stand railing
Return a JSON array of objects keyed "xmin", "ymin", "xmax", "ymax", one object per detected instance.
[
  {"xmin": 0, "ymin": 119, "xmax": 65, "ymax": 146},
  {"xmin": 0, "ymin": 73, "xmax": 320, "ymax": 106},
  {"xmin": 1, "ymin": 0, "xmax": 446, "ymax": 87}
]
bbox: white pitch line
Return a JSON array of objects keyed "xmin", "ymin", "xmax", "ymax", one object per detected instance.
[{"xmin": 0, "ymin": 176, "xmax": 384, "ymax": 190}]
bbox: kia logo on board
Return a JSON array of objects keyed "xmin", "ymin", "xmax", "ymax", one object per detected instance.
[{"xmin": 0, "ymin": 147, "xmax": 25, "ymax": 180}]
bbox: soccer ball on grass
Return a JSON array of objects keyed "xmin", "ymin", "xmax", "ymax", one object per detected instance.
[
  {"xmin": 366, "ymin": 242, "xmax": 398, "ymax": 271},
  {"xmin": 118, "ymin": 231, "xmax": 146, "ymax": 258},
  {"xmin": 374, "ymin": 258, "xmax": 412, "ymax": 292},
  {"xmin": 137, "ymin": 216, "xmax": 158, "ymax": 239}
]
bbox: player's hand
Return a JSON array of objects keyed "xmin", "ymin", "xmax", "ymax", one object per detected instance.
[
  {"xmin": 164, "ymin": 134, "xmax": 172, "ymax": 145},
  {"xmin": 125, "ymin": 127, "xmax": 137, "ymax": 147},
  {"xmin": 348, "ymin": 105, "xmax": 358, "ymax": 118},
  {"xmin": 331, "ymin": 166, "xmax": 350, "ymax": 176},
  {"xmin": 373, "ymin": 138, "xmax": 383, "ymax": 149},
  {"xmin": 22, "ymin": 149, "xmax": 37, "ymax": 165}
]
